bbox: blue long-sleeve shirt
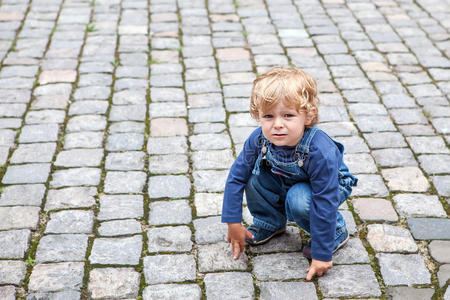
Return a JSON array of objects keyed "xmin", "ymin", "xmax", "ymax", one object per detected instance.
[{"xmin": 222, "ymin": 127, "xmax": 343, "ymax": 261}]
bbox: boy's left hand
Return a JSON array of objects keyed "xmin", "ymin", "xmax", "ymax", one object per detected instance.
[{"xmin": 306, "ymin": 259, "xmax": 333, "ymax": 281}]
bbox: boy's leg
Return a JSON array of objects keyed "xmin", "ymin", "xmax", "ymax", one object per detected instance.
[
  {"xmin": 244, "ymin": 169, "xmax": 287, "ymax": 244},
  {"xmin": 285, "ymin": 182, "xmax": 348, "ymax": 257}
]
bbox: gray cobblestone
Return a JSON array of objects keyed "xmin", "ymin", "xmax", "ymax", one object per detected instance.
[
  {"xmin": 35, "ymin": 234, "xmax": 88, "ymax": 263},
  {"xmin": 143, "ymin": 254, "xmax": 196, "ymax": 284},
  {"xmin": 147, "ymin": 226, "xmax": 193, "ymax": 252},
  {"xmin": 88, "ymin": 268, "xmax": 140, "ymax": 299},
  {"xmin": 45, "ymin": 210, "xmax": 94, "ymax": 234},
  {"xmin": 0, "ymin": 184, "xmax": 46, "ymax": 206},
  {"xmin": 318, "ymin": 265, "xmax": 381, "ymax": 297},
  {"xmin": 97, "ymin": 195, "xmax": 143, "ymax": 221},
  {"xmin": 377, "ymin": 253, "xmax": 431, "ymax": 285},
  {"xmin": 0, "ymin": 260, "xmax": 26, "ymax": 285},
  {"xmin": 28, "ymin": 262, "xmax": 84, "ymax": 293},
  {"xmin": 253, "ymin": 253, "xmax": 308, "ymax": 281},
  {"xmin": 204, "ymin": 273, "xmax": 254, "ymax": 300},
  {"xmin": 148, "ymin": 200, "xmax": 192, "ymax": 225},
  {"xmin": 89, "ymin": 236, "xmax": 142, "ymax": 265},
  {"xmin": 198, "ymin": 242, "xmax": 248, "ymax": 272}
]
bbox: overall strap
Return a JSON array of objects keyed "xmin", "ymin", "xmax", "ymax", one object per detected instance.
[{"xmin": 295, "ymin": 126, "xmax": 319, "ymax": 166}]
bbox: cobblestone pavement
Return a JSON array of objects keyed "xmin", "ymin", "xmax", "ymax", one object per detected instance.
[{"xmin": 0, "ymin": 0, "xmax": 449, "ymax": 298}]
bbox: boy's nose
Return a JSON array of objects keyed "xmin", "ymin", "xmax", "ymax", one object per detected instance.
[{"xmin": 274, "ymin": 117, "xmax": 284, "ymax": 128}]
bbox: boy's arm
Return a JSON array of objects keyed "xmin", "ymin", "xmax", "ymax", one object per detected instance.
[
  {"xmin": 221, "ymin": 127, "xmax": 262, "ymax": 223},
  {"xmin": 305, "ymin": 132, "xmax": 342, "ymax": 262}
]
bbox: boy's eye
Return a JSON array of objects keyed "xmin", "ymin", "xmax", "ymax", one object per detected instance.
[
  {"xmin": 263, "ymin": 114, "xmax": 273, "ymax": 118},
  {"xmin": 284, "ymin": 114, "xmax": 294, "ymax": 118}
]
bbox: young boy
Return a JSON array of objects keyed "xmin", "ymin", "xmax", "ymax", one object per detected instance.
[{"xmin": 221, "ymin": 67, "xmax": 357, "ymax": 280}]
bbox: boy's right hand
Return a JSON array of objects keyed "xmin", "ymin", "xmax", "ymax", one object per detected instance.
[{"xmin": 227, "ymin": 223, "xmax": 254, "ymax": 259}]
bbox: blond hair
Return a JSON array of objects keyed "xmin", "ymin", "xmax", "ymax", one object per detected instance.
[{"xmin": 250, "ymin": 67, "xmax": 319, "ymax": 127}]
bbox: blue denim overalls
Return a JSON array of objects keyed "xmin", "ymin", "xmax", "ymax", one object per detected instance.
[{"xmin": 244, "ymin": 126, "xmax": 357, "ymax": 245}]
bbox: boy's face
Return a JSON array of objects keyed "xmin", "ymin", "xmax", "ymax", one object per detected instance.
[{"xmin": 259, "ymin": 100, "xmax": 312, "ymax": 147}]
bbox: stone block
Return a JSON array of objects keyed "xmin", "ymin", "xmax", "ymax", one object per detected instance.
[
  {"xmin": 106, "ymin": 133, "xmax": 144, "ymax": 151},
  {"xmin": 438, "ymin": 264, "xmax": 450, "ymax": 287},
  {"xmin": 0, "ymin": 260, "xmax": 26, "ymax": 285},
  {"xmin": 104, "ymin": 171, "xmax": 147, "ymax": 194},
  {"xmin": 10, "ymin": 143, "xmax": 56, "ymax": 163},
  {"xmin": 0, "ymin": 286, "xmax": 15, "ymax": 300},
  {"xmin": 393, "ymin": 194, "xmax": 446, "ymax": 217},
  {"xmin": 377, "ymin": 253, "xmax": 431, "ymax": 285},
  {"xmin": 253, "ymin": 253, "xmax": 308, "ymax": 281},
  {"xmin": 249, "ymin": 226, "xmax": 302, "ymax": 254},
  {"xmin": 54, "ymin": 149, "xmax": 103, "ymax": 167},
  {"xmin": 150, "ymin": 118, "xmax": 188, "ymax": 137},
  {"xmin": 204, "ymin": 272, "xmax": 254, "ymax": 300},
  {"xmin": 2, "ymin": 163, "xmax": 51, "ymax": 184},
  {"xmin": 63, "ymin": 132, "xmax": 104, "ymax": 149},
  {"xmin": 191, "ymin": 149, "xmax": 234, "ymax": 170},
  {"xmin": 66, "ymin": 115, "xmax": 107, "ymax": 132},
  {"xmin": 0, "ymin": 206, "xmax": 40, "ymax": 230},
  {"xmin": 109, "ymin": 104, "xmax": 146, "ymax": 121},
  {"xmin": 149, "ymin": 154, "xmax": 189, "ymax": 174},
  {"xmin": 50, "ymin": 168, "xmax": 101, "ymax": 187},
  {"xmin": 28, "ymin": 262, "xmax": 84, "ymax": 293},
  {"xmin": 364, "ymin": 132, "xmax": 406, "ymax": 149},
  {"xmin": 147, "ymin": 136, "xmax": 187, "ymax": 154},
  {"xmin": 193, "ymin": 216, "xmax": 227, "ymax": 244},
  {"xmin": 0, "ymin": 229, "xmax": 31, "ymax": 258},
  {"xmin": 198, "ymin": 242, "xmax": 248, "ymax": 272},
  {"xmin": 143, "ymin": 284, "xmax": 201, "ymax": 300},
  {"xmin": 98, "ymin": 219, "xmax": 142, "ymax": 237},
  {"xmin": 432, "ymin": 176, "xmax": 450, "ymax": 196},
  {"xmin": 148, "ymin": 175, "xmax": 191, "ymax": 198},
  {"xmin": 188, "ymin": 107, "xmax": 226, "ymax": 123},
  {"xmin": 333, "ymin": 238, "xmax": 370, "ymax": 264},
  {"xmin": 367, "ymin": 224, "xmax": 417, "ymax": 253},
  {"xmin": 97, "ymin": 195, "xmax": 143, "ymax": 221},
  {"xmin": 419, "ymin": 154, "xmax": 450, "ymax": 174},
  {"xmin": 88, "ymin": 268, "xmax": 140, "ymax": 299},
  {"xmin": 89, "ymin": 236, "xmax": 142, "ymax": 265},
  {"xmin": 372, "ymin": 148, "xmax": 417, "ymax": 167},
  {"xmin": 258, "ymin": 282, "xmax": 317, "ymax": 300},
  {"xmin": 45, "ymin": 187, "xmax": 97, "ymax": 210},
  {"xmin": 408, "ymin": 218, "xmax": 450, "ymax": 240},
  {"xmin": 143, "ymin": 254, "xmax": 196, "ymax": 284},
  {"xmin": 45, "ymin": 210, "xmax": 94, "ymax": 234},
  {"xmin": 386, "ymin": 287, "xmax": 435, "ymax": 300},
  {"xmin": 147, "ymin": 225, "xmax": 193, "ymax": 252},
  {"xmin": 35, "ymin": 234, "xmax": 88, "ymax": 263},
  {"xmin": 318, "ymin": 265, "xmax": 381, "ymax": 297},
  {"xmin": 194, "ymin": 193, "xmax": 223, "ymax": 216},
  {"xmin": 344, "ymin": 153, "xmax": 377, "ymax": 174},
  {"xmin": 351, "ymin": 175, "xmax": 389, "ymax": 197},
  {"xmin": 352, "ymin": 198, "xmax": 398, "ymax": 222},
  {"xmin": 0, "ymin": 184, "xmax": 46, "ymax": 206},
  {"xmin": 189, "ymin": 133, "xmax": 231, "ymax": 150},
  {"xmin": 407, "ymin": 136, "xmax": 449, "ymax": 154},
  {"xmin": 193, "ymin": 170, "xmax": 228, "ymax": 192},
  {"xmin": 382, "ymin": 167, "xmax": 430, "ymax": 192},
  {"xmin": 428, "ymin": 241, "xmax": 450, "ymax": 263},
  {"xmin": 105, "ymin": 151, "xmax": 145, "ymax": 170},
  {"xmin": 148, "ymin": 200, "xmax": 192, "ymax": 225}
]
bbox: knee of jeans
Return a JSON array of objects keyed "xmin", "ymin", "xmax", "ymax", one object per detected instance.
[{"xmin": 286, "ymin": 182, "xmax": 311, "ymax": 220}]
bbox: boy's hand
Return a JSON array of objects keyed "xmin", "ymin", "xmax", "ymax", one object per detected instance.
[
  {"xmin": 227, "ymin": 223, "xmax": 254, "ymax": 260},
  {"xmin": 306, "ymin": 259, "xmax": 333, "ymax": 281}
]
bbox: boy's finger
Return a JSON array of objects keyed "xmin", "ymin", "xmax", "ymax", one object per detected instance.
[
  {"xmin": 306, "ymin": 267, "xmax": 315, "ymax": 281},
  {"xmin": 232, "ymin": 242, "xmax": 240, "ymax": 259}
]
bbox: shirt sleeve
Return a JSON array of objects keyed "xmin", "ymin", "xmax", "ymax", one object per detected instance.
[
  {"xmin": 305, "ymin": 131, "xmax": 342, "ymax": 262},
  {"xmin": 221, "ymin": 127, "xmax": 262, "ymax": 223}
]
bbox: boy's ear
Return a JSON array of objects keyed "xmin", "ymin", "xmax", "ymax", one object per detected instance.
[{"xmin": 305, "ymin": 107, "xmax": 317, "ymax": 125}]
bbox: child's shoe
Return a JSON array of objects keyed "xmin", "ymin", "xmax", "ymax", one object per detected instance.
[
  {"xmin": 245, "ymin": 224, "xmax": 286, "ymax": 246},
  {"xmin": 302, "ymin": 227, "xmax": 349, "ymax": 259}
]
